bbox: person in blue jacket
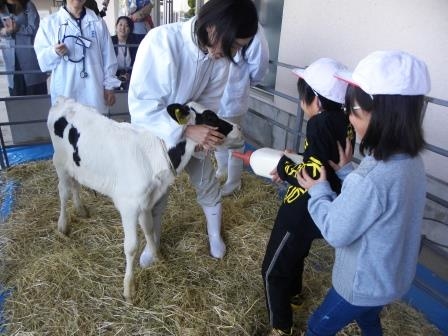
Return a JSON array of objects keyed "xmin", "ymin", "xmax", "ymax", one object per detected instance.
[{"xmin": 0, "ymin": 0, "xmax": 47, "ymax": 96}]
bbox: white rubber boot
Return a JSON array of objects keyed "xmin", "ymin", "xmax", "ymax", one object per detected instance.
[
  {"xmin": 215, "ymin": 149, "xmax": 228, "ymax": 179},
  {"xmin": 202, "ymin": 203, "xmax": 226, "ymax": 259},
  {"xmin": 221, "ymin": 145, "xmax": 244, "ymax": 196}
]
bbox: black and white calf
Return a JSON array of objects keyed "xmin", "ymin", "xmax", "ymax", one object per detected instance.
[{"xmin": 47, "ymin": 97, "xmax": 243, "ymax": 302}]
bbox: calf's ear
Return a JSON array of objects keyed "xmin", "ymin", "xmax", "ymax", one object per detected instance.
[{"xmin": 167, "ymin": 104, "xmax": 190, "ymax": 125}]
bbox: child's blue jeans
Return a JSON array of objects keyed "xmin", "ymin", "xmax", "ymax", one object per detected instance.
[{"xmin": 306, "ymin": 287, "xmax": 383, "ymax": 336}]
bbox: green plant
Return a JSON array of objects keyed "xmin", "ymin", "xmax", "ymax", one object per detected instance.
[{"xmin": 185, "ymin": 0, "xmax": 196, "ymax": 18}]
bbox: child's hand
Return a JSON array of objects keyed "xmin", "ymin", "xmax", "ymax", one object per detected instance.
[
  {"xmin": 297, "ymin": 165, "xmax": 326, "ymax": 189},
  {"xmin": 270, "ymin": 168, "xmax": 282, "ymax": 184},
  {"xmin": 329, "ymin": 138, "xmax": 353, "ymax": 171}
]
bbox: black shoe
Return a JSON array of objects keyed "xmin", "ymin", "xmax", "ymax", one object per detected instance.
[{"xmin": 290, "ymin": 293, "xmax": 305, "ymax": 311}]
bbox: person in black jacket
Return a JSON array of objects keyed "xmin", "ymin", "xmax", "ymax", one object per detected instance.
[
  {"xmin": 111, "ymin": 16, "xmax": 143, "ymax": 90},
  {"xmin": 261, "ymin": 58, "xmax": 355, "ymax": 336}
]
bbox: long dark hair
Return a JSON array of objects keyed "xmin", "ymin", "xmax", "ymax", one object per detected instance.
[
  {"xmin": 346, "ymin": 85, "xmax": 425, "ymax": 160},
  {"xmin": 1, "ymin": 0, "xmax": 28, "ymax": 14},
  {"xmin": 194, "ymin": 0, "xmax": 258, "ymax": 61}
]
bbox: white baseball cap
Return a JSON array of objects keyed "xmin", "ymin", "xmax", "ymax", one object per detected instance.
[
  {"xmin": 335, "ymin": 50, "xmax": 431, "ymax": 95},
  {"xmin": 292, "ymin": 58, "xmax": 348, "ymax": 104}
]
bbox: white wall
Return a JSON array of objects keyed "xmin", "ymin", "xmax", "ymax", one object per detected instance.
[{"xmin": 276, "ymin": 0, "xmax": 448, "ymax": 181}]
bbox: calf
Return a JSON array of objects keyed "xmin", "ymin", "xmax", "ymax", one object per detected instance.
[{"xmin": 47, "ymin": 97, "xmax": 242, "ymax": 303}]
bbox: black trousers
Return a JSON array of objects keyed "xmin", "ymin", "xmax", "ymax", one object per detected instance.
[{"xmin": 262, "ymin": 197, "xmax": 322, "ymax": 331}]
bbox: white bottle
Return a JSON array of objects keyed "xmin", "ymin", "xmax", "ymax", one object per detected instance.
[{"xmin": 232, "ymin": 147, "xmax": 303, "ymax": 179}]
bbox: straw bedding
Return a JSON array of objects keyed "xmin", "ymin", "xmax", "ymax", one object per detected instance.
[{"xmin": 0, "ymin": 160, "xmax": 442, "ymax": 335}]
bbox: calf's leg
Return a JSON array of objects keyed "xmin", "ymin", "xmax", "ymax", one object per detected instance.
[
  {"xmin": 119, "ymin": 203, "xmax": 139, "ymax": 303},
  {"xmin": 71, "ymin": 179, "xmax": 88, "ymax": 217},
  {"xmin": 54, "ymin": 166, "xmax": 72, "ymax": 235}
]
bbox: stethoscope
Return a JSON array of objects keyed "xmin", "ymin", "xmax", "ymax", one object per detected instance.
[{"xmin": 57, "ymin": 21, "xmax": 88, "ymax": 78}]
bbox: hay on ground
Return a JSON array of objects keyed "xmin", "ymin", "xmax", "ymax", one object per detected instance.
[{"xmin": 0, "ymin": 160, "xmax": 442, "ymax": 335}]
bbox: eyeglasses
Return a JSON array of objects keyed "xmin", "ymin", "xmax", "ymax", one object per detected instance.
[{"xmin": 343, "ymin": 105, "xmax": 362, "ymax": 115}]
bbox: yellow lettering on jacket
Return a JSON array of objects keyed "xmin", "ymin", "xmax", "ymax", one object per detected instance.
[{"xmin": 282, "ymin": 156, "xmax": 322, "ymax": 204}]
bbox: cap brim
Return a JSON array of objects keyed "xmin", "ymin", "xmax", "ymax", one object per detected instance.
[
  {"xmin": 292, "ymin": 68, "xmax": 305, "ymax": 78},
  {"xmin": 334, "ymin": 69, "xmax": 359, "ymax": 87}
]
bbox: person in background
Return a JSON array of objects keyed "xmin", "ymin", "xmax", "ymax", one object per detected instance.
[
  {"xmin": 129, "ymin": 0, "xmax": 258, "ymax": 264},
  {"xmin": 262, "ymin": 58, "xmax": 354, "ymax": 336},
  {"xmin": 297, "ymin": 50, "xmax": 430, "ymax": 336},
  {"xmin": 0, "ymin": 0, "xmax": 47, "ymax": 96},
  {"xmin": 34, "ymin": 0, "xmax": 120, "ymax": 114},
  {"xmin": 214, "ymin": 24, "xmax": 269, "ymax": 196},
  {"xmin": 126, "ymin": 0, "xmax": 153, "ymax": 35},
  {"xmin": 111, "ymin": 16, "xmax": 143, "ymax": 91}
]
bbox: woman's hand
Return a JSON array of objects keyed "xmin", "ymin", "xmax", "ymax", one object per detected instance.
[
  {"xmin": 185, "ymin": 124, "xmax": 225, "ymax": 150},
  {"xmin": 104, "ymin": 89, "xmax": 116, "ymax": 106},
  {"xmin": 297, "ymin": 165, "xmax": 326, "ymax": 190},
  {"xmin": 329, "ymin": 138, "xmax": 353, "ymax": 172},
  {"xmin": 54, "ymin": 43, "xmax": 68, "ymax": 57}
]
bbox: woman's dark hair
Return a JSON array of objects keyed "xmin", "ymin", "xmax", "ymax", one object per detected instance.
[
  {"xmin": 116, "ymin": 16, "xmax": 134, "ymax": 34},
  {"xmin": 346, "ymin": 85, "xmax": 425, "ymax": 160},
  {"xmin": 1, "ymin": 0, "xmax": 28, "ymax": 14},
  {"xmin": 297, "ymin": 78, "xmax": 343, "ymax": 112},
  {"xmin": 84, "ymin": 0, "xmax": 100, "ymax": 15},
  {"xmin": 194, "ymin": 0, "xmax": 258, "ymax": 62}
]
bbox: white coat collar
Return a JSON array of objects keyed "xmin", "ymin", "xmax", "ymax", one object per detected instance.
[{"xmin": 58, "ymin": 6, "xmax": 99, "ymax": 25}]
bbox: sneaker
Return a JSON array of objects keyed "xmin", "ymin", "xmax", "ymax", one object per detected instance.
[
  {"xmin": 267, "ymin": 328, "xmax": 292, "ymax": 336},
  {"xmin": 290, "ymin": 293, "xmax": 305, "ymax": 311}
]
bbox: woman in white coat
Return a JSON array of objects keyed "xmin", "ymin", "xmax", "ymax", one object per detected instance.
[
  {"xmin": 129, "ymin": 0, "xmax": 259, "ymax": 262},
  {"xmin": 34, "ymin": 0, "xmax": 120, "ymax": 114},
  {"xmin": 215, "ymin": 25, "xmax": 269, "ymax": 196}
]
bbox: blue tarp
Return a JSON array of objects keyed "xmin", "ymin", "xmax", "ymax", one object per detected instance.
[
  {"xmin": 0, "ymin": 180, "xmax": 16, "ymax": 224},
  {"xmin": 4, "ymin": 144, "xmax": 53, "ymax": 166}
]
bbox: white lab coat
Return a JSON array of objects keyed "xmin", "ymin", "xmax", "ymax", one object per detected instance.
[
  {"xmin": 34, "ymin": 7, "xmax": 120, "ymax": 114},
  {"xmin": 218, "ymin": 25, "xmax": 269, "ymax": 118},
  {"xmin": 128, "ymin": 18, "xmax": 229, "ymax": 149}
]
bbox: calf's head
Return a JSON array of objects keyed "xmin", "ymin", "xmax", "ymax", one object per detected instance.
[{"xmin": 167, "ymin": 102, "xmax": 243, "ymax": 149}]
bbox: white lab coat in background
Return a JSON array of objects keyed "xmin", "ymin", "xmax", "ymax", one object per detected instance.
[
  {"xmin": 128, "ymin": 17, "xmax": 229, "ymax": 149},
  {"xmin": 34, "ymin": 7, "xmax": 120, "ymax": 114},
  {"xmin": 218, "ymin": 25, "xmax": 269, "ymax": 119}
]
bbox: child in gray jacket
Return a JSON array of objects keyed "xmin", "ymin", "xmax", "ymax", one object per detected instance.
[{"xmin": 297, "ymin": 50, "xmax": 430, "ymax": 336}]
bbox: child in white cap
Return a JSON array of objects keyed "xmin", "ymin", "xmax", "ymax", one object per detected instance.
[
  {"xmin": 261, "ymin": 58, "xmax": 355, "ymax": 336},
  {"xmin": 297, "ymin": 50, "xmax": 430, "ymax": 335}
]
